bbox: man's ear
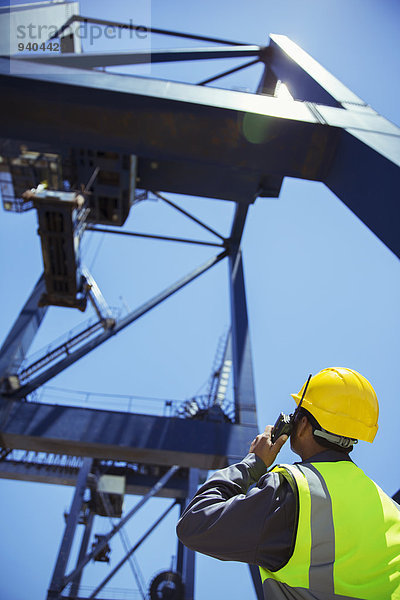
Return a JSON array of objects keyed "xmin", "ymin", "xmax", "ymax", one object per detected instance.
[{"xmin": 297, "ymin": 416, "xmax": 309, "ymax": 438}]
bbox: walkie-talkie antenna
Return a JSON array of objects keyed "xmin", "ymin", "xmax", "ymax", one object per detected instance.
[{"xmin": 297, "ymin": 374, "xmax": 312, "ymax": 410}]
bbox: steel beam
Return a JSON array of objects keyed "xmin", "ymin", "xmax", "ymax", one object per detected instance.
[
  {"xmin": 14, "ymin": 46, "xmax": 262, "ymax": 69},
  {"xmin": 52, "ymin": 15, "xmax": 248, "ymax": 47},
  {"xmin": 86, "ymin": 225, "xmax": 224, "ymax": 248},
  {"xmin": 0, "ymin": 56, "xmax": 329, "ymax": 175},
  {"xmin": 181, "ymin": 468, "xmax": 199, "ymax": 600},
  {"xmin": 47, "ymin": 457, "xmax": 93, "ymax": 600},
  {"xmin": 324, "ymin": 129, "xmax": 400, "ymax": 255},
  {"xmin": 137, "ymin": 158, "xmax": 282, "ymax": 202},
  {"xmin": 153, "ymin": 192, "xmax": 226, "ymax": 241},
  {"xmin": 0, "ymin": 457, "xmax": 190, "ymax": 497},
  {"xmin": 264, "ymin": 34, "xmax": 400, "ymax": 256},
  {"xmin": 268, "ymin": 34, "xmax": 362, "ymax": 107},
  {"xmin": 7, "ymin": 250, "xmax": 228, "ymax": 397},
  {"xmin": 68, "ymin": 510, "xmax": 94, "ymax": 599},
  {"xmin": 0, "ymin": 57, "xmax": 328, "ymax": 204},
  {"xmin": 0, "ymin": 274, "xmax": 47, "ymax": 378},
  {"xmin": 199, "ymin": 58, "xmax": 260, "ymax": 86},
  {"xmin": 229, "ymin": 250, "xmax": 257, "ymax": 426},
  {"xmin": 2, "ymin": 47, "xmax": 399, "ymax": 256},
  {"xmin": 0, "ymin": 400, "xmax": 257, "ymax": 468},
  {"xmin": 228, "ymin": 204, "xmax": 258, "ymax": 427},
  {"xmin": 256, "ymin": 63, "xmax": 278, "ymax": 95},
  {"xmin": 176, "ymin": 501, "xmax": 185, "ymax": 577}
]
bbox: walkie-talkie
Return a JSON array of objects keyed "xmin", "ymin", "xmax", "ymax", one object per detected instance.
[{"xmin": 271, "ymin": 374, "xmax": 312, "ymax": 443}]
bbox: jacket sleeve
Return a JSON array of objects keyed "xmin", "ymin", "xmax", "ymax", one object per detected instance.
[{"xmin": 176, "ymin": 453, "xmax": 296, "ymax": 570}]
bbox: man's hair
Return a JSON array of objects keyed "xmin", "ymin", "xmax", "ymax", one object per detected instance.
[{"xmin": 295, "ymin": 407, "xmax": 354, "ymax": 454}]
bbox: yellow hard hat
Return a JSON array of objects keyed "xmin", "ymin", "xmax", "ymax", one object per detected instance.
[{"xmin": 291, "ymin": 367, "xmax": 379, "ymax": 443}]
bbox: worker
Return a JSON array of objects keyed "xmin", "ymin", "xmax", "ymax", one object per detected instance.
[{"xmin": 176, "ymin": 367, "xmax": 400, "ymax": 599}]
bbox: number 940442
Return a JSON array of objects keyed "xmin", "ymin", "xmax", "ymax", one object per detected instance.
[{"xmin": 18, "ymin": 42, "xmax": 60, "ymax": 52}]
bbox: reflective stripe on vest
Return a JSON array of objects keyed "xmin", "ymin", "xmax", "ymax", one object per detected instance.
[{"xmin": 259, "ymin": 461, "xmax": 400, "ymax": 600}]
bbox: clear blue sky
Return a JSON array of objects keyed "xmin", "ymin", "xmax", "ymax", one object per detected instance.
[{"xmin": 0, "ymin": 1, "xmax": 399, "ymax": 599}]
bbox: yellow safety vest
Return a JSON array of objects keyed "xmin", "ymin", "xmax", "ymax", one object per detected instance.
[{"xmin": 259, "ymin": 461, "xmax": 400, "ymax": 599}]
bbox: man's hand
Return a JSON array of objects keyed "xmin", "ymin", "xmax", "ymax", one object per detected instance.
[{"xmin": 249, "ymin": 425, "xmax": 288, "ymax": 468}]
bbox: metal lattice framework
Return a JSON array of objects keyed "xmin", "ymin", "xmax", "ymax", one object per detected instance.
[{"xmin": 0, "ymin": 12, "xmax": 399, "ymax": 600}]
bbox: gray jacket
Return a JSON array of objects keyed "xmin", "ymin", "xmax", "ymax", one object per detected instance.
[{"xmin": 176, "ymin": 449, "xmax": 352, "ymax": 571}]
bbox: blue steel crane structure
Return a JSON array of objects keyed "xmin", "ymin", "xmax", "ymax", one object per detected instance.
[{"xmin": 0, "ymin": 16, "xmax": 399, "ymax": 600}]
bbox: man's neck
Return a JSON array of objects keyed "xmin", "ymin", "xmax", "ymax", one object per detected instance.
[
  {"xmin": 299, "ymin": 448, "xmax": 352, "ymax": 463},
  {"xmin": 298, "ymin": 440, "xmax": 326, "ymax": 461}
]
